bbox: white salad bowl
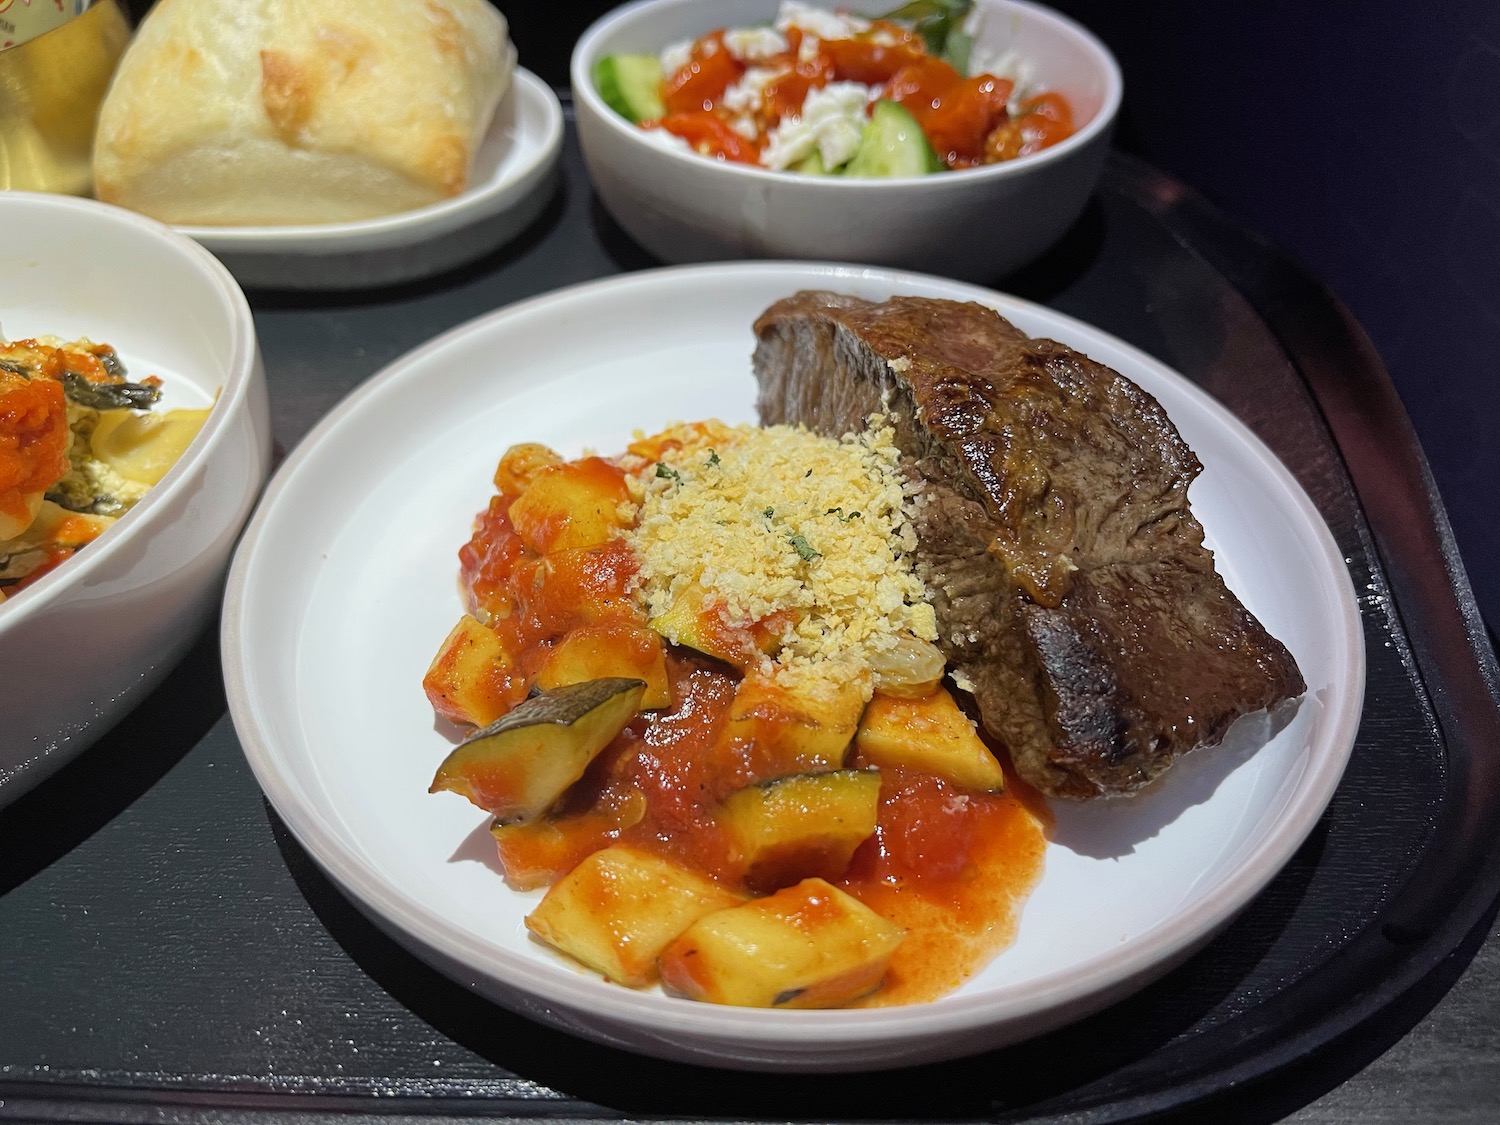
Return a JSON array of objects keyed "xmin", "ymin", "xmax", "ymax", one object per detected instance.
[
  {"xmin": 572, "ymin": 0, "xmax": 1121, "ymax": 280},
  {"xmin": 0, "ymin": 192, "xmax": 270, "ymax": 804}
]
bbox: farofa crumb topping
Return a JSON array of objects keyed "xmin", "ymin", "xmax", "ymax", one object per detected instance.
[{"xmin": 625, "ymin": 417, "xmax": 937, "ymax": 680}]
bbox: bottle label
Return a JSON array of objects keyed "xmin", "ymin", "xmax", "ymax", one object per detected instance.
[{"xmin": 0, "ymin": 0, "xmax": 90, "ymax": 51}]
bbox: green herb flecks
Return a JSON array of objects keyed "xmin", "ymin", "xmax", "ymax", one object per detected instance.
[
  {"xmin": 655, "ymin": 462, "xmax": 681, "ymax": 482},
  {"xmin": 789, "ymin": 533, "xmax": 820, "ymax": 562}
]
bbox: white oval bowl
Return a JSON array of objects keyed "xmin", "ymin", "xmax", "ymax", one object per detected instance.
[
  {"xmin": 223, "ymin": 262, "xmax": 1363, "ymax": 1071},
  {"xmin": 572, "ymin": 0, "xmax": 1121, "ymax": 279},
  {"xmin": 0, "ymin": 192, "xmax": 271, "ymax": 803}
]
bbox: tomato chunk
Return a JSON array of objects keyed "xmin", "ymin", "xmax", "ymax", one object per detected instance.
[
  {"xmin": 656, "ymin": 111, "xmax": 761, "ymax": 164},
  {"xmin": 922, "ymin": 74, "xmax": 1014, "ymax": 167},
  {"xmin": 662, "ymin": 32, "xmax": 743, "ymax": 114}
]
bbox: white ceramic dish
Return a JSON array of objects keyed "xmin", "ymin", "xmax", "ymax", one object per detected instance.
[
  {"xmin": 223, "ymin": 262, "xmax": 1363, "ymax": 1071},
  {"xmin": 0, "ymin": 192, "xmax": 270, "ymax": 803},
  {"xmin": 572, "ymin": 0, "xmax": 1121, "ymax": 280},
  {"xmin": 174, "ymin": 69, "xmax": 564, "ymax": 291}
]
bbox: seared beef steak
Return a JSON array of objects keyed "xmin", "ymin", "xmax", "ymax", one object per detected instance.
[{"xmin": 752, "ymin": 292, "xmax": 1305, "ymax": 799}]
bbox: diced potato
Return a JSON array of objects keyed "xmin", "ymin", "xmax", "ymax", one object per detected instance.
[
  {"xmin": 513, "ymin": 539, "xmax": 639, "ymax": 637},
  {"xmin": 721, "ymin": 770, "xmax": 880, "ymax": 892},
  {"xmin": 854, "ymin": 688, "xmax": 1006, "ymax": 792},
  {"xmin": 90, "ymin": 407, "xmax": 211, "ymax": 485},
  {"xmin": 534, "ymin": 622, "xmax": 671, "ymax": 709},
  {"xmin": 508, "ymin": 457, "xmax": 634, "ymax": 554},
  {"xmin": 659, "ymin": 878, "xmax": 904, "ymax": 1008},
  {"xmin": 493, "ymin": 442, "xmax": 562, "ymax": 499},
  {"xmin": 526, "ymin": 844, "xmax": 745, "ymax": 986},
  {"xmin": 423, "ymin": 615, "xmax": 527, "ymax": 728},
  {"xmin": 430, "ymin": 678, "xmax": 645, "ymax": 821},
  {"xmin": 723, "ymin": 670, "xmax": 867, "ymax": 778}
]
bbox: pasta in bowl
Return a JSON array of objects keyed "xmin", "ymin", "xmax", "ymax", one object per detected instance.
[{"xmin": 1, "ymin": 336, "xmax": 210, "ymax": 601}]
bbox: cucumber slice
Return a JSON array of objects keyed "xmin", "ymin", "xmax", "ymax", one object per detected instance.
[
  {"xmin": 843, "ymin": 101, "xmax": 946, "ymax": 177},
  {"xmin": 594, "ymin": 54, "xmax": 666, "ymax": 123},
  {"xmin": 793, "ymin": 150, "xmax": 835, "ymax": 175}
]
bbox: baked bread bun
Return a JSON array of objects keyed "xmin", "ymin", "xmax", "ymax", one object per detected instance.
[{"xmin": 93, "ymin": 0, "xmax": 515, "ymax": 225}]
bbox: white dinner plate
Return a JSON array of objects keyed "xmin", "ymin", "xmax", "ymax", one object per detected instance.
[
  {"xmin": 222, "ymin": 262, "xmax": 1364, "ymax": 1071},
  {"xmin": 175, "ymin": 69, "xmax": 563, "ymax": 291}
]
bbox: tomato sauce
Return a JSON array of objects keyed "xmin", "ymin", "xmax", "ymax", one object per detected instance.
[{"xmin": 456, "ymin": 462, "xmax": 1049, "ymax": 1004}]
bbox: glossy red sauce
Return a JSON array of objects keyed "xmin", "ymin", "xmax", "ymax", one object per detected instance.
[{"xmin": 455, "ymin": 457, "xmax": 1049, "ymax": 1004}]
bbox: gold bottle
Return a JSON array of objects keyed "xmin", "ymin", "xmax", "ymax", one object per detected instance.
[{"xmin": 0, "ymin": 0, "xmax": 130, "ymax": 195}]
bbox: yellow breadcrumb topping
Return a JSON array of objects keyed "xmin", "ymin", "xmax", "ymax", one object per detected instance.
[{"xmin": 625, "ymin": 417, "xmax": 937, "ymax": 679}]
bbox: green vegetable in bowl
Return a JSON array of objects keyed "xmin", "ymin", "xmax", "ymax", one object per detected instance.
[
  {"xmin": 594, "ymin": 54, "xmax": 665, "ymax": 123},
  {"xmin": 844, "ymin": 101, "xmax": 945, "ymax": 178}
]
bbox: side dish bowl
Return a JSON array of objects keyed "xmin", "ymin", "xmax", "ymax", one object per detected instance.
[
  {"xmin": 0, "ymin": 192, "xmax": 270, "ymax": 803},
  {"xmin": 572, "ymin": 0, "xmax": 1121, "ymax": 280}
]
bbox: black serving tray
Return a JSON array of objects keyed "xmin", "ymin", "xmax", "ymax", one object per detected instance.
[{"xmin": 2, "ymin": 116, "xmax": 1498, "ymax": 1124}]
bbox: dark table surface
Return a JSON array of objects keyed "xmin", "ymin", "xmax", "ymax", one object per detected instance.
[{"xmin": 3, "ymin": 125, "xmax": 1499, "ymax": 1124}]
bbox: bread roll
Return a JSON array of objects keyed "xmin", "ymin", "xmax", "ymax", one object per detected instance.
[{"xmin": 93, "ymin": 0, "xmax": 515, "ymax": 225}]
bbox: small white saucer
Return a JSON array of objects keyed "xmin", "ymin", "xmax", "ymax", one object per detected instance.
[{"xmin": 176, "ymin": 69, "xmax": 563, "ymax": 291}]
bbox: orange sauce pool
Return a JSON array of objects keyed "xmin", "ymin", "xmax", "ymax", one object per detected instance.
[{"xmin": 450, "ymin": 452, "xmax": 1050, "ymax": 1004}]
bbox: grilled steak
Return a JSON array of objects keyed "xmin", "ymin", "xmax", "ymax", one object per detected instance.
[{"xmin": 752, "ymin": 292, "xmax": 1305, "ymax": 799}]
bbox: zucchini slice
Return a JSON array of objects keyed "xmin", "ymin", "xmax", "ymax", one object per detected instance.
[{"xmin": 430, "ymin": 677, "xmax": 645, "ymax": 822}]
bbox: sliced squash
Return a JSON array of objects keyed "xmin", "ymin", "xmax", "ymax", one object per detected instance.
[
  {"xmin": 429, "ymin": 678, "xmax": 645, "ymax": 822},
  {"xmin": 525, "ymin": 844, "xmax": 745, "ymax": 987},
  {"xmin": 658, "ymin": 878, "xmax": 905, "ymax": 1008},
  {"xmin": 534, "ymin": 622, "xmax": 671, "ymax": 709},
  {"xmin": 721, "ymin": 770, "xmax": 880, "ymax": 892},
  {"xmin": 854, "ymin": 687, "xmax": 1006, "ymax": 792},
  {"xmin": 422, "ymin": 614, "xmax": 528, "ymax": 728},
  {"xmin": 648, "ymin": 582, "xmax": 741, "ymax": 665}
]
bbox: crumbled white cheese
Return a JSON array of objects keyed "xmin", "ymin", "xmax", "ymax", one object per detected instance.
[
  {"xmin": 720, "ymin": 66, "xmax": 780, "ymax": 116},
  {"xmin": 729, "ymin": 114, "xmax": 760, "ymax": 140},
  {"xmin": 660, "ymin": 38, "xmax": 693, "ymax": 75},
  {"xmin": 774, "ymin": 1, "xmax": 870, "ymax": 41},
  {"xmin": 723, "ymin": 26, "xmax": 789, "ymax": 62},
  {"xmin": 763, "ymin": 81, "xmax": 874, "ymax": 170},
  {"xmin": 797, "ymin": 34, "xmax": 823, "ymax": 64},
  {"xmin": 969, "ymin": 47, "xmax": 1038, "ymax": 111},
  {"xmin": 888, "ymin": 357, "xmax": 912, "ymax": 373},
  {"xmin": 868, "ymin": 26, "xmax": 904, "ymax": 47}
]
